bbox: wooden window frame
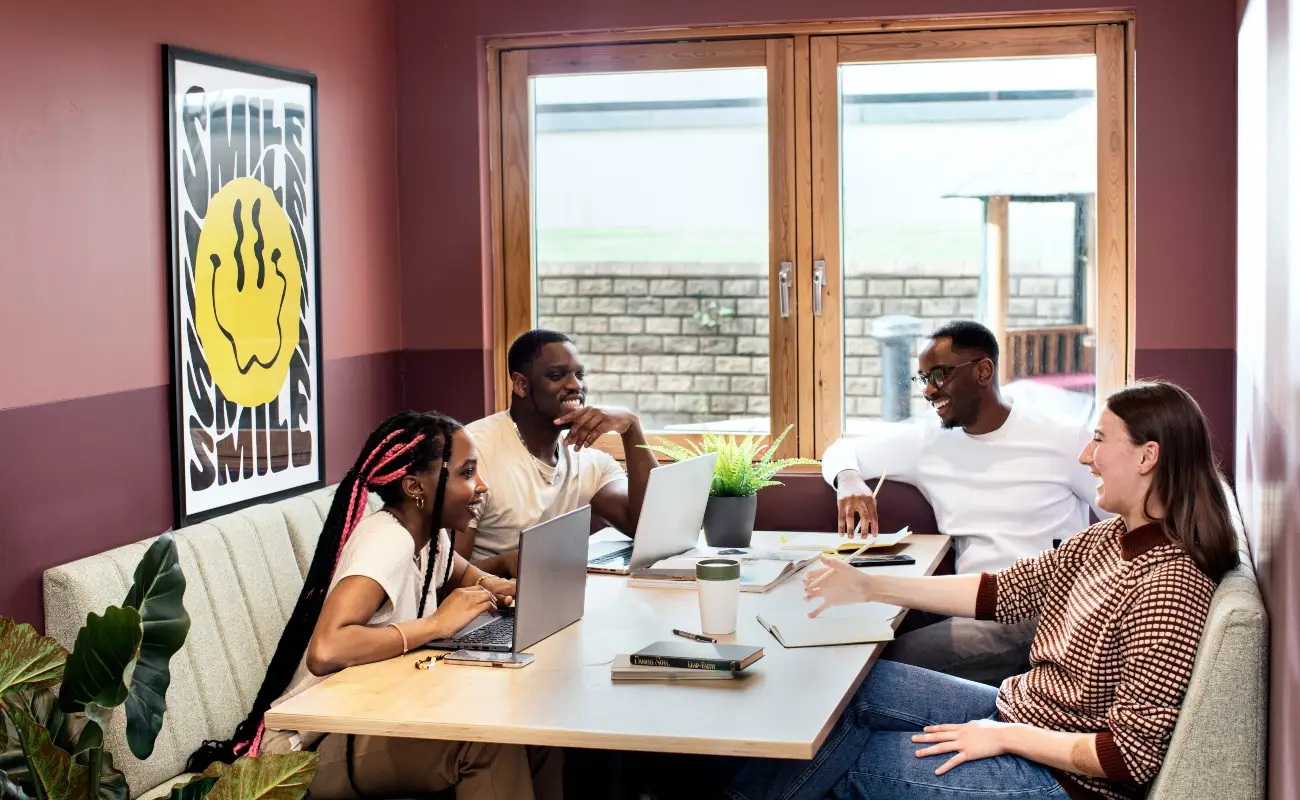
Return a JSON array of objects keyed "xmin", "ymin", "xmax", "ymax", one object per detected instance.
[
  {"xmin": 486, "ymin": 12, "xmax": 1135, "ymax": 463},
  {"xmin": 809, "ymin": 23, "xmax": 1131, "ymax": 453},
  {"xmin": 494, "ymin": 38, "xmax": 799, "ymax": 462}
]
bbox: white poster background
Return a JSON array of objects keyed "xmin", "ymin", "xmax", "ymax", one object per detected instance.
[{"xmin": 172, "ymin": 57, "xmax": 320, "ymax": 517}]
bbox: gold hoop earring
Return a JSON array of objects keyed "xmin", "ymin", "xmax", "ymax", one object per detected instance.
[{"xmin": 415, "ymin": 495, "xmax": 425, "ymax": 510}]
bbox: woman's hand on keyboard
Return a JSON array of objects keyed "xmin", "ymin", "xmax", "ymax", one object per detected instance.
[
  {"xmin": 429, "ymin": 587, "xmax": 500, "ymax": 638},
  {"xmin": 480, "ymin": 576, "xmax": 517, "ymax": 607}
]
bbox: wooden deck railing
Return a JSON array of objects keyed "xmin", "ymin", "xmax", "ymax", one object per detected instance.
[{"xmin": 1004, "ymin": 325, "xmax": 1095, "ymax": 383}]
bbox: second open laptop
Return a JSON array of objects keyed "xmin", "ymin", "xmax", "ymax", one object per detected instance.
[
  {"xmin": 586, "ymin": 452, "xmax": 719, "ymax": 575},
  {"xmin": 424, "ymin": 505, "xmax": 591, "ymax": 653}
]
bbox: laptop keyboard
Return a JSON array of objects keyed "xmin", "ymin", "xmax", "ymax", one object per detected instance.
[
  {"xmin": 589, "ymin": 545, "xmax": 633, "ymax": 566},
  {"xmin": 456, "ymin": 617, "xmax": 515, "ymax": 647}
]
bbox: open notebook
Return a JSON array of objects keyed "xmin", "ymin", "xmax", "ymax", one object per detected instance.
[
  {"xmin": 756, "ymin": 603, "xmax": 905, "ymax": 648},
  {"xmin": 628, "ymin": 546, "xmax": 818, "ymax": 593},
  {"xmin": 781, "ymin": 527, "xmax": 911, "ymax": 554}
]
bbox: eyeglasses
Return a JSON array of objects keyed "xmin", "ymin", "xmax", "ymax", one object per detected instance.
[{"xmin": 910, "ymin": 359, "xmax": 981, "ymax": 390}]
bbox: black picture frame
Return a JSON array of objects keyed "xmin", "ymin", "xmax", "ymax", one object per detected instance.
[{"xmin": 163, "ymin": 45, "xmax": 325, "ymax": 528}]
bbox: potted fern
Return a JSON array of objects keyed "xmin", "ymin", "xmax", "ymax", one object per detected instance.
[
  {"xmin": 642, "ymin": 424, "xmax": 819, "ymax": 547},
  {"xmin": 0, "ymin": 533, "xmax": 316, "ymax": 800}
]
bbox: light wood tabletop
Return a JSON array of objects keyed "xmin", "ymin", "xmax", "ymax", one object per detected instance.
[{"xmin": 265, "ymin": 532, "xmax": 950, "ymax": 760}]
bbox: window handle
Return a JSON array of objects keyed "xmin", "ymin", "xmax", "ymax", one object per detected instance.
[
  {"xmin": 778, "ymin": 262, "xmax": 794, "ymax": 318},
  {"xmin": 813, "ymin": 260, "xmax": 827, "ymax": 316}
]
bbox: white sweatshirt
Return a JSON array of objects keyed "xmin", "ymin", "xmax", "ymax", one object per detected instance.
[{"xmin": 820, "ymin": 400, "xmax": 1105, "ymax": 575}]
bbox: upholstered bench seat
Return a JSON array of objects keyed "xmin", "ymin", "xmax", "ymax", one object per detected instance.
[
  {"xmin": 44, "ymin": 484, "xmax": 1267, "ymax": 799},
  {"xmin": 43, "ymin": 487, "xmax": 377, "ymax": 799}
]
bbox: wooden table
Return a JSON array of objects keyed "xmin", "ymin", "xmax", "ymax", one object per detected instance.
[{"xmin": 266, "ymin": 532, "xmax": 950, "ymax": 760}]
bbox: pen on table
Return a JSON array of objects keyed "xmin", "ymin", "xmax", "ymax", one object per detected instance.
[{"xmin": 672, "ymin": 629, "xmax": 717, "ymax": 644}]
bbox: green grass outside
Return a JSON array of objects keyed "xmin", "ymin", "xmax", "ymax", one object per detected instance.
[{"xmin": 536, "ymin": 225, "xmax": 984, "ymax": 263}]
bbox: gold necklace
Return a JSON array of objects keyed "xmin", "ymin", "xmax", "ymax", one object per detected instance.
[
  {"xmin": 511, "ymin": 418, "xmax": 562, "ymax": 486},
  {"xmin": 384, "ymin": 508, "xmax": 424, "ymax": 570}
]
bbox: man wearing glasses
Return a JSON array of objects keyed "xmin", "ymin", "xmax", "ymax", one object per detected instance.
[{"xmin": 819, "ymin": 320, "xmax": 1103, "ymax": 685}]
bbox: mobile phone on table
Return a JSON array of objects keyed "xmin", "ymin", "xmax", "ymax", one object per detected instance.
[
  {"xmin": 848, "ymin": 554, "xmax": 916, "ymax": 567},
  {"xmin": 443, "ymin": 650, "xmax": 535, "ymax": 668}
]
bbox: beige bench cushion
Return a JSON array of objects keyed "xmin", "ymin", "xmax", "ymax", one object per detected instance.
[
  {"xmin": 44, "ymin": 480, "xmax": 1267, "ymax": 798},
  {"xmin": 42, "ymin": 486, "xmax": 378, "ymax": 799},
  {"xmin": 1147, "ymin": 485, "xmax": 1268, "ymax": 800}
]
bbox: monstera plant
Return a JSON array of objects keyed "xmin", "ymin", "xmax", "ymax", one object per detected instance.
[{"xmin": 0, "ymin": 533, "xmax": 316, "ymax": 800}]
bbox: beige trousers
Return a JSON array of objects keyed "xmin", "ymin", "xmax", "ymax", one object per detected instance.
[{"xmin": 308, "ymin": 733, "xmax": 562, "ymax": 800}]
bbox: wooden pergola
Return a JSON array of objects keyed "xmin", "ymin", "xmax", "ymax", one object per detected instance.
[{"xmin": 944, "ymin": 105, "xmax": 1097, "ymax": 388}]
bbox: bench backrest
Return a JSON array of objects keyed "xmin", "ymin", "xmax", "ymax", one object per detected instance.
[
  {"xmin": 1147, "ymin": 483, "xmax": 1268, "ymax": 799},
  {"xmin": 42, "ymin": 486, "xmax": 373, "ymax": 797},
  {"xmin": 43, "ymin": 481, "xmax": 1268, "ymax": 798}
]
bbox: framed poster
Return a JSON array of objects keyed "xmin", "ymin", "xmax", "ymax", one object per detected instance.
[{"xmin": 164, "ymin": 46, "xmax": 324, "ymax": 527}]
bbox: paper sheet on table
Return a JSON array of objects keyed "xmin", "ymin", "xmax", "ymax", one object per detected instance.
[{"xmin": 780, "ymin": 527, "xmax": 911, "ymax": 553}]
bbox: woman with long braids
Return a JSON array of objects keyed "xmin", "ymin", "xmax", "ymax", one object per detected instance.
[{"xmin": 187, "ymin": 411, "xmax": 561, "ymax": 800}]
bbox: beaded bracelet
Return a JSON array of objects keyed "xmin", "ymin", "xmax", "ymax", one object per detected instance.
[{"xmin": 388, "ymin": 622, "xmax": 409, "ymax": 655}]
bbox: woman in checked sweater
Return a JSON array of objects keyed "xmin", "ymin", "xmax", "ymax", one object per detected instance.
[{"xmin": 728, "ymin": 382, "xmax": 1238, "ymax": 800}]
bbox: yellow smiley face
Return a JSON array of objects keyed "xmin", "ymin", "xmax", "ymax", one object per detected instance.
[{"xmin": 194, "ymin": 177, "xmax": 302, "ymax": 407}]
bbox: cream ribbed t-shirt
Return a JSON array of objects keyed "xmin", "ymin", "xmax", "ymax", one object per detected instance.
[{"xmin": 262, "ymin": 510, "xmax": 452, "ymax": 752}]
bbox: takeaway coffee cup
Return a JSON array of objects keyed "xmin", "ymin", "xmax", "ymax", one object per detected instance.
[{"xmin": 696, "ymin": 558, "xmax": 741, "ymax": 635}]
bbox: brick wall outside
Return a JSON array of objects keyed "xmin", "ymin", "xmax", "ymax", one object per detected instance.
[{"xmin": 537, "ymin": 257, "xmax": 1077, "ymax": 428}]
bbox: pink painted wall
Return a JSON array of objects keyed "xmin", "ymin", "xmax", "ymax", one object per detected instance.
[
  {"xmin": 393, "ymin": 0, "xmax": 1240, "ymax": 463},
  {"xmin": 0, "ymin": 0, "xmax": 402, "ymax": 411},
  {"xmin": 1236, "ymin": 0, "xmax": 1299, "ymax": 797},
  {"xmin": 0, "ymin": 0, "xmax": 405, "ymax": 628}
]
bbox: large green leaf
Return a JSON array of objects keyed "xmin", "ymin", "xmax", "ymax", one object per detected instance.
[
  {"xmin": 0, "ymin": 621, "xmax": 67, "ymax": 697},
  {"xmin": 120, "ymin": 533, "xmax": 190, "ymax": 761},
  {"xmin": 58, "ymin": 607, "xmax": 142, "ymax": 742},
  {"xmin": 166, "ymin": 777, "xmax": 217, "ymax": 800},
  {"xmin": 7, "ymin": 701, "xmax": 86, "ymax": 800},
  {"xmin": 25, "ymin": 690, "xmax": 99, "ymax": 758},
  {"xmin": 0, "ymin": 691, "xmax": 82, "ymax": 790},
  {"xmin": 84, "ymin": 753, "xmax": 126, "ymax": 800},
  {"xmin": 185, "ymin": 753, "xmax": 317, "ymax": 800},
  {"xmin": 2, "ymin": 693, "xmax": 122, "ymax": 800}
]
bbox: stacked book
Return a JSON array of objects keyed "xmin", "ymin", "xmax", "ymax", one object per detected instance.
[{"xmin": 611, "ymin": 641, "xmax": 764, "ymax": 682}]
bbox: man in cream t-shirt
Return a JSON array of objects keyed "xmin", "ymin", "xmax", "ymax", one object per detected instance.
[
  {"xmin": 822, "ymin": 320, "xmax": 1104, "ymax": 685},
  {"xmin": 458, "ymin": 330, "xmax": 659, "ymax": 576}
]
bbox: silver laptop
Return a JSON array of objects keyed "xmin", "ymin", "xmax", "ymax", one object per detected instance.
[
  {"xmin": 425, "ymin": 505, "xmax": 591, "ymax": 653},
  {"xmin": 586, "ymin": 452, "xmax": 718, "ymax": 575}
]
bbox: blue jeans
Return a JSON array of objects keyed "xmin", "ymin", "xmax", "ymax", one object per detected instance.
[{"xmin": 727, "ymin": 661, "xmax": 1067, "ymax": 800}]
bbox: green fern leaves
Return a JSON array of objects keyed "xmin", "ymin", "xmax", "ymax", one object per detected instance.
[{"xmin": 640, "ymin": 424, "xmax": 819, "ymax": 497}]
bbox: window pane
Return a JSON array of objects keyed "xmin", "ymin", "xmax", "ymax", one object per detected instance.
[
  {"xmin": 532, "ymin": 69, "xmax": 772, "ymax": 432},
  {"xmin": 839, "ymin": 57, "xmax": 1098, "ymax": 431}
]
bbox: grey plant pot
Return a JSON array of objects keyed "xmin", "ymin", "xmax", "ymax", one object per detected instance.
[{"xmin": 702, "ymin": 494, "xmax": 759, "ymax": 548}]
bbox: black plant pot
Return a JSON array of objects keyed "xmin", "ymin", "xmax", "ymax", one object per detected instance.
[{"xmin": 702, "ymin": 494, "xmax": 758, "ymax": 548}]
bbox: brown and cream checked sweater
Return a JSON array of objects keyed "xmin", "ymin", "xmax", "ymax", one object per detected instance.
[{"xmin": 975, "ymin": 517, "xmax": 1216, "ymax": 800}]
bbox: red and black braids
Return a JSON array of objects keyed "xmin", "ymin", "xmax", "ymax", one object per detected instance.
[{"xmin": 187, "ymin": 410, "xmax": 463, "ymax": 771}]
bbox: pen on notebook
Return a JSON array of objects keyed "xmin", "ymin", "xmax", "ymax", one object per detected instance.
[
  {"xmin": 814, "ymin": 474, "xmax": 889, "ymax": 590},
  {"xmin": 851, "ymin": 471, "xmax": 888, "ymax": 539},
  {"xmin": 672, "ymin": 629, "xmax": 717, "ymax": 644}
]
